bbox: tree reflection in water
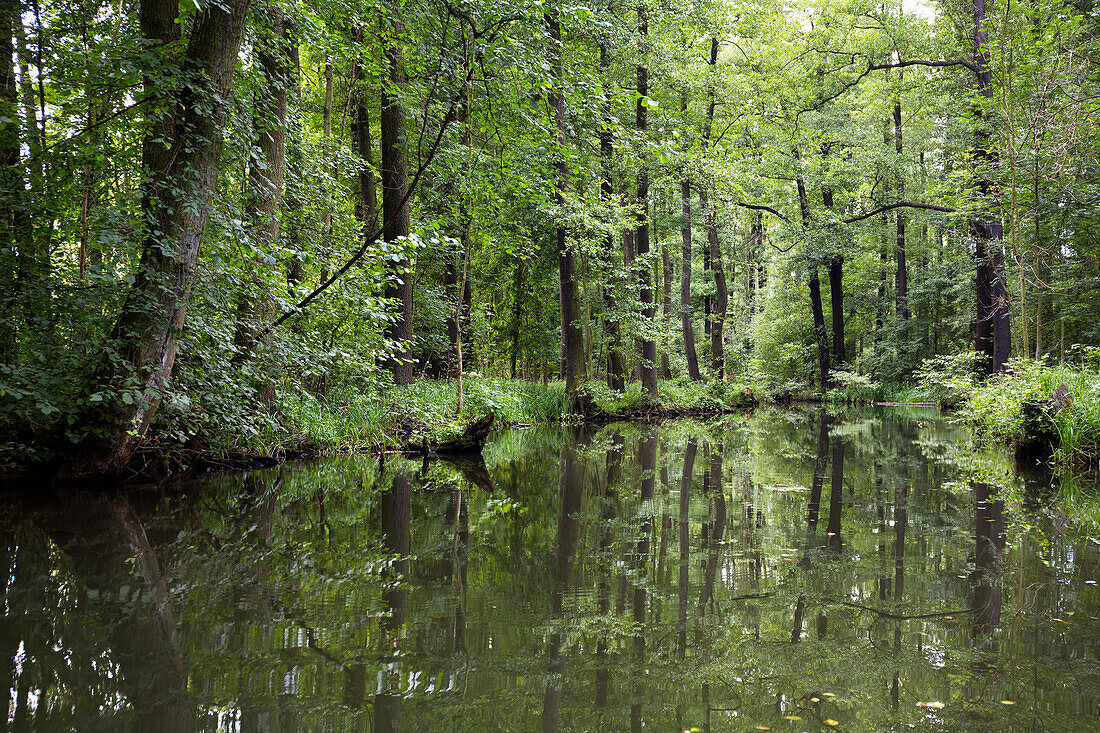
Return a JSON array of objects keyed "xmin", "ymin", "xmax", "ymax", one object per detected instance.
[{"xmin": 2, "ymin": 408, "xmax": 1097, "ymax": 731}]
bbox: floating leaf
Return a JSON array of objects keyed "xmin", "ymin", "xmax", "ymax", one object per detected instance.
[
  {"xmin": 811, "ymin": 697, "xmax": 820, "ymax": 702},
  {"xmin": 821, "ymin": 693, "xmax": 836, "ymax": 697},
  {"xmin": 783, "ymin": 715, "xmax": 802, "ymax": 721},
  {"xmin": 823, "ymin": 720, "xmax": 839, "ymax": 727},
  {"xmin": 916, "ymin": 701, "xmax": 945, "ymax": 708},
  {"xmin": 754, "ymin": 727, "xmax": 771, "ymax": 731},
  {"xmin": 1000, "ymin": 700, "xmax": 1016, "ymax": 705}
]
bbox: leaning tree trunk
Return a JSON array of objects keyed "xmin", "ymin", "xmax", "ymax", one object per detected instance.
[
  {"xmin": 546, "ymin": 6, "xmax": 584, "ymax": 397},
  {"xmin": 635, "ymin": 5, "xmax": 658, "ymax": 399},
  {"xmin": 381, "ymin": 16, "xmax": 414, "ymax": 384},
  {"xmin": 971, "ymin": 0, "xmax": 1011, "ymax": 374},
  {"xmin": 680, "ymin": 178, "xmax": 701, "ymax": 380},
  {"xmin": 61, "ymin": 0, "xmax": 251, "ymax": 478}
]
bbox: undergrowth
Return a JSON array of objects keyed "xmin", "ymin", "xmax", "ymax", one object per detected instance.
[{"xmin": 958, "ymin": 358, "xmax": 1100, "ymax": 466}]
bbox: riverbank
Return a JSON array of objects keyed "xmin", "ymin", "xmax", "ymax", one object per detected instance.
[{"xmin": 8, "ymin": 359, "xmax": 1098, "ymax": 484}]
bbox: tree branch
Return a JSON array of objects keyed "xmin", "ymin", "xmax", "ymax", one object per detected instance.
[
  {"xmin": 843, "ymin": 201, "xmax": 953, "ymax": 224},
  {"xmin": 239, "ymin": 66, "xmax": 476, "ymax": 353}
]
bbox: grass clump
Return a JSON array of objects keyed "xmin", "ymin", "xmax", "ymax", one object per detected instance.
[
  {"xmin": 957, "ymin": 357, "xmax": 1100, "ymax": 466},
  {"xmin": 277, "ymin": 376, "xmax": 572, "ymax": 452}
]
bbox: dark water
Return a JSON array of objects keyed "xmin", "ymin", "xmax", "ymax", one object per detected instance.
[{"xmin": 3, "ymin": 408, "xmax": 1099, "ymax": 732}]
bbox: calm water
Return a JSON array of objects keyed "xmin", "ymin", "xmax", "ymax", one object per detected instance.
[{"xmin": 3, "ymin": 408, "xmax": 1099, "ymax": 732}]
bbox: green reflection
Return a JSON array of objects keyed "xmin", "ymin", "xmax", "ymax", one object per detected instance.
[{"xmin": 3, "ymin": 408, "xmax": 1098, "ymax": 731}]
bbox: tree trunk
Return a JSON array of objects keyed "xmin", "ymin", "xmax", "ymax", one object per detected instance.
[
  {"xmin": 353, "ymin": 63, "xmax": 378, "ymax": 231},
  {"xmin": 971, "ymin": 0, "xmax": 1011, "ymax": 374},
  {"xmin": 828, "ymin": 256, "xmax": 844, "ymax": 369},
  {"xmin": 809, "ymin": 269, "xmax": 831, "ymax": 391},
  {"xmin": 797, "ymin": 167, "xmax": 830, "ymax": 390},
  {"xmin": 0, "ymin": 0, "xmax": 24, "ymax": 360},
  {"xmin": 234, "ymin": 3, "xmax": 288, "ymax": 354},
  {"xmin": 821, "ymin": 183, "xmax": 844, "ymax": 369},
  {"xmin": 700, "ymin": 188, "xmax": 726, "ymax": 379},
  {"xmin": 546, "ymin": 9, "xmax": 584, "ymax": 396},
  {"xmin": 600, "ymin": 41, "xmax": 625, "ymax": 391},
  {"xmin": 61, "ymin": 0, "xmax": 251, "ymax": 477},
  {"xmin": 635, "ymin": 6, "xmax": 658, "ymax": 399},
  {"xmin": 661, "ymin": 239, "xmax": 673, "ymax": 379},
  {"xmin": 894, "ymin": 93, "xmax": 909, "ymax": 350},
  {"xmin": 681, "ymin": 178, "xmax": 701, "ymax": 380},
  {"xmin": 381, "ymin": 17, "xmax": 413, "ymax": 384},
  {"xmin": 700, "ymin": 37, "xmax": 726, "ymax": 380}
]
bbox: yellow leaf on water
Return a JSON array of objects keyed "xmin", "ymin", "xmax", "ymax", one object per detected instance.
[
  {"xmin": 824, "ymin": 720, "xmax": 839, "ymax": 726},
  {"xmin": 811, "ymin": 697, "xmax": 820, "ymax": 702},
  {"xmin": 943, "ymin": 616, "xmax": 953, "ymax": 620},
  {"xmin": 916, "ymin": 701, "xmax": 945, "ymax": 708},
  {"xmin": 784, "ymin": 715, "xmax": 802, "ymax": 721},
  {"xmin": 821, "ymin": 692, "xmax": 836, "ymax": 697},
  {"xmin": 754, "ymin": 727, "xmax": 771, "ymax": 730},
  {"xmin": 1000, "ymin": 700, "xmax": 1016, "ymax": 705}
]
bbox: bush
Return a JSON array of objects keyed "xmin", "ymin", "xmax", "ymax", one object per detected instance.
[{"xmin": 916, "ymin": 351, "xmax": 982, "ymax": 407}]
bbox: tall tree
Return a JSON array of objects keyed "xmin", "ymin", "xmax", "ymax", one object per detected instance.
[
  {"xmin": 61, "ymin": 0, "xmax": 252, "ymax": 477},
  {"xmin": 700, "ymin": 37, "xmax": 727, "ymax": 379},
  {"xmin": 635, "ymin": 3, "xmax": 658, "ymax": 398},
  {"xmin": 547, "ymin": 2, "xmax": 584, "ymax": 398},
  {"xmin": 680, "ymin": 177, "xmax": 701, "ymax": 380},
  {"xmin": 381, "ymin": 13, "xmax": 414, "ymax": 384},
  {"xmin": 971, "ymin": 0, "xmax": 1011, "ymax": 373},
  {"xmin": 234, "ymin": 2, "xmax": 289, "ymax": 355}
]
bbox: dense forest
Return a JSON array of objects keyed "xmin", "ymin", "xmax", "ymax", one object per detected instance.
[{"xmin": 3, "ymin": 0, "xmax": 1100, "ymax": 476}]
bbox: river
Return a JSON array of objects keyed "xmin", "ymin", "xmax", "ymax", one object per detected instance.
[{"xmin": 2, "ymin": 406, "xmax": 1098, "ymax": 731}]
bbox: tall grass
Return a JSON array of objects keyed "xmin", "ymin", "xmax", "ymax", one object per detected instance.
[
  {"xmin": 958, "ymin": 359, "xmax": 1100, "ymax": 466},
  {"xmin": 276, "ymin": 377, "xmax": 573, "ymax": 452}
]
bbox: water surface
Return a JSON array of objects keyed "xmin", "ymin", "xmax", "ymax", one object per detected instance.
[{"xmin": 3, "ymin": 407, "xmax": 1098, "ymax": 731}]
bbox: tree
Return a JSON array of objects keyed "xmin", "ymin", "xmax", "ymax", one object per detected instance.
[{"xmin": 61, "ymin": 0, "xmax": 252, "ymax": 477}]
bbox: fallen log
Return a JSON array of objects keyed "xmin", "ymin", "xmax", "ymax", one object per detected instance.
[{"xmin": 408, "ymin": 413, "xmax": 495, "ymax": 456}]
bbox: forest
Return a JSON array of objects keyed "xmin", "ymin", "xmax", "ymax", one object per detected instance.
[{"xmin": 3, "ymin": 0, "xmax": 1100, "ymax": 476}]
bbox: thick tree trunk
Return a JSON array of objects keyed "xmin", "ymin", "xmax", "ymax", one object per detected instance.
[
  {"xmin": 61, "ymin": 0, "xmax": 251, "ymax": 477},
  {"xmin": 821, "ymin": 184, "xmax": 844, "ymax": 369},
  {"xmin": 680, "ymin": 178, "xmax": 701, "ymax": 380},
  {"xmin": 971, "ymin": 0, "xmax": 1011, "ymax": 374},
  {"xmin": 547, "ymin": 10, "xmax": 584, "ymax": 395},
  {"xmin": 635, "ymin": 7, "xmax": 658, "ymax": 399},
  {"xmin": 381, "ymin": 18, "xmax": 413, "ymax": 384}
]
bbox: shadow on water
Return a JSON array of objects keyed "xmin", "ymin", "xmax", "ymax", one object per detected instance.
[{"xmin": 2, "ymin": 408, "xmax": 1099, "ymax": 731}]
